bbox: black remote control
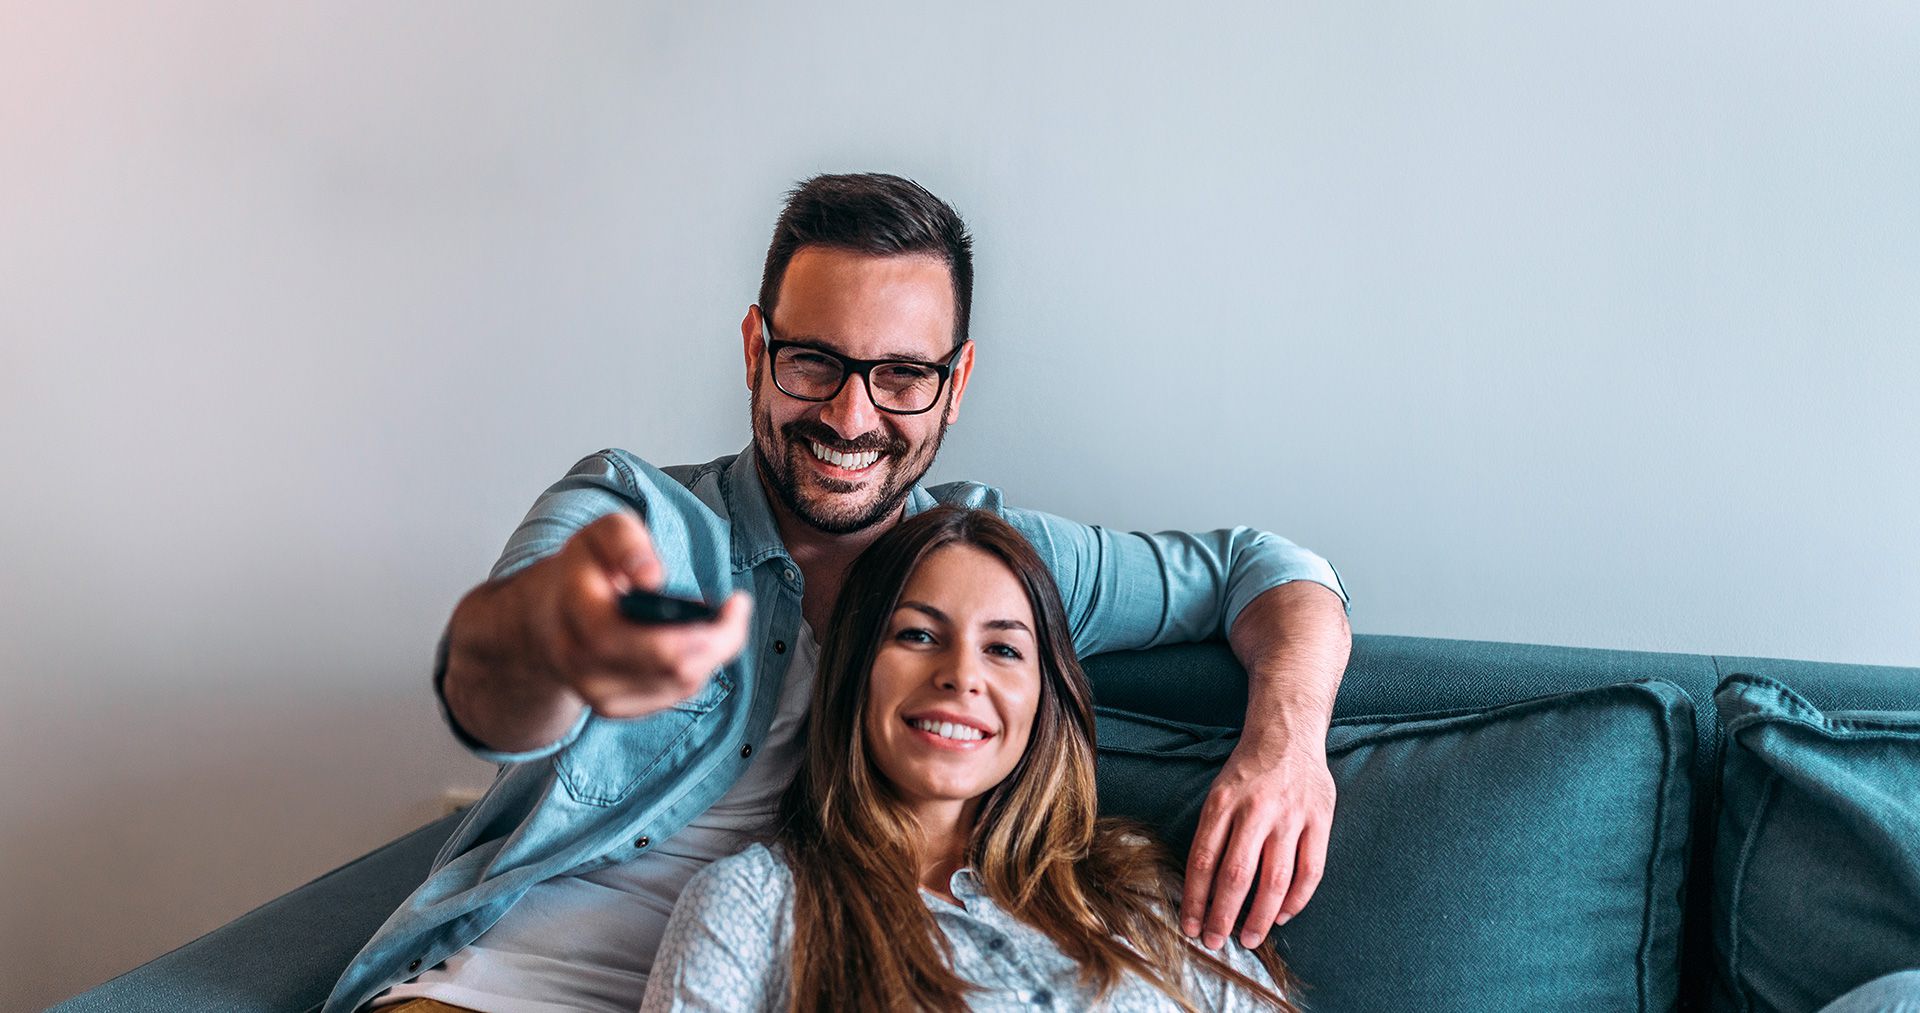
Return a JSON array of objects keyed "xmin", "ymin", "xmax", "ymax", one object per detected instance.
[{"xmin": 618, "ymin": 589, "xmax": 720, "ymax": 624}]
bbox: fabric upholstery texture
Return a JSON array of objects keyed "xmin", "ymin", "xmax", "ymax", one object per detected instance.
[
  {"xmin": 1097, "ymin": 679, "xmax": 1696, "ymax": 1013},
  {"xmin": 1711, "ymin": 674, "xmax": 1920, "ymax": 1013},
  {"xmin": 58, "ymin": 635, "xmax": 1920, "ymax": 1012}
]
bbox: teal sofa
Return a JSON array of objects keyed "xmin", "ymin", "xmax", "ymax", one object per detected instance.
[{"xmin": 54, "ymin": 634, "xmax": 1920, "ymax": 1012}]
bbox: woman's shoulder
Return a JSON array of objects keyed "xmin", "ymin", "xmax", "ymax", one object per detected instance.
[{"xmin": 684, "ymin": 842, "xmax": 796, "ymax": 908}]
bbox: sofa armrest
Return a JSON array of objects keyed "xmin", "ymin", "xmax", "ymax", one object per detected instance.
[{"xmin": 52, "ymin": 812, "xmax": 463, "ymax": 1013}]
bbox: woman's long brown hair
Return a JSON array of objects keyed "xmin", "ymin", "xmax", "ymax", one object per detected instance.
[{"xmin": 774, "ymin": 507, "xmax": 1301, "ymax": 1012}]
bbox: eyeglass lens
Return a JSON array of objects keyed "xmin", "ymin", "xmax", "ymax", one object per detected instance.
[{"xmin": 773, "ymin": 347, "xmax": 944, "ymax": 412}]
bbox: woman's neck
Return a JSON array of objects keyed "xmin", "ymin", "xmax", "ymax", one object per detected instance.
[{"xmin": 910, "ymin": 799, "xmax": 975, "ymax": 902}]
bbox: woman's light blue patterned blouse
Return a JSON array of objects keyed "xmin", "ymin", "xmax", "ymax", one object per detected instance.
[{"xmin": 639, "ymin": 844, "xmax": 1285, "ymax": 1012}]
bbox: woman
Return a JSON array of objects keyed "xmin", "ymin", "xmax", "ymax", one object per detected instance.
[{"xmin": 640, "ymin": 508, "xmax": 1300, "ymax": 1012}]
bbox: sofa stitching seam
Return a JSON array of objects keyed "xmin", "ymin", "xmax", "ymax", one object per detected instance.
[
  {"xmin": 1637, "ymin": 688, "xmax": 1681, "ymax": 1012},
  {"xmin": 1725, "ymin": 768, "xmax": 1779, "ymax": 1013}
]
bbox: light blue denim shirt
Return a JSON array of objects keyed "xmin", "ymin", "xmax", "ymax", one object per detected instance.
[
  {"xmin": 324, "ymin": 447, "xmax": 1345, "ymax": 1012},
  {"xmin": 641, "ymin": 844, "xmax": 1286, "ymax": 1012}
]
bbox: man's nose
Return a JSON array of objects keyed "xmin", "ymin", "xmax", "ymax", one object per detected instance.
[{"xmin": 819, "ymin": 371, "xmax": 880, "ymax": 439}]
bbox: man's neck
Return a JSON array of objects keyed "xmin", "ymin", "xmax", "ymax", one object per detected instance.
[
  {"xmin": 758, "ymin": 463, "xmax": 906, "ymax": 630},
  {"xmin": 770, "ymin": 501, "xmax": 901, "ymax": 576}
]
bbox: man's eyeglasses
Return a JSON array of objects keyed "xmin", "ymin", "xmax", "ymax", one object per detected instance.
[{"xmin": 761, "ymin": 315, "xmax": 965, "ymax": 416}]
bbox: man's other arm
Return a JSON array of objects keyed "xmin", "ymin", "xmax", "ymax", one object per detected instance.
[{"xmin": 1000, "ymin": 509, "xmax": 1351, "ymax": 950}]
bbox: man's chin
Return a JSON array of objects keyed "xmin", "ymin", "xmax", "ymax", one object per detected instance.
[{"xmin": 789, "ymin": 483, "xmax": 896, "ymax": 535}]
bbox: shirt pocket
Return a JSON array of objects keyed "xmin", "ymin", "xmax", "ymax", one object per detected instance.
[{"xmin": 556, "ymin": 668, "xmax": 735, "ymax": 807}]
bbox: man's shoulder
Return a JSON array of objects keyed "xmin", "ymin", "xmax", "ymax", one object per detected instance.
[
  {"xmin": 924, "ymin": 479, "xmax": 1005, "ymax": 512},
  {"xmin": 583, "ymin": 447, "xmax": 735, "ymax": 495}
]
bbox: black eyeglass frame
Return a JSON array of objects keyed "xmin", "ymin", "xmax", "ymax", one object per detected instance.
[{"xmin": 760, "ymin": 315, "xmax": 967, "ymax": 416}]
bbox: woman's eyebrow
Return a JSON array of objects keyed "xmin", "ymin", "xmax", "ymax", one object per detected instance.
[
  {"xmin": 899, "ymin": 601, "xmax": 948, "ymax": 623},
  {"xmin": 898, "ymin": 601, "xmax": 1031, "ymax": 634}
]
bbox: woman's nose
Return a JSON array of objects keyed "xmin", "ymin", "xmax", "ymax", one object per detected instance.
[{"xmin": 936, "ymin": 651, "xmax": 986, "ymax": 695}]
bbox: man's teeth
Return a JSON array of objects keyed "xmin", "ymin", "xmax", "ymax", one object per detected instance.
[
  {"xmin": 809, "ymin": 442, "xmax": 880, "ymax": 470},
  {"xmin": 909, "ymin": 718, "xmax": 986, "ymax": 742}
]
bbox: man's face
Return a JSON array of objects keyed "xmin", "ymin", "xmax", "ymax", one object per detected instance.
[{"xmin": 745, "ymin": 247, "xmax": 974, "ymax": 535}]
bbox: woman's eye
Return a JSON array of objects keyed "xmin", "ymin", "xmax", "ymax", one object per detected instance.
[
  {"xmin": 895, "ymin": 627, "xmax": 935, "ymax": 644},
  {"xmin": 988, "ymin": 643, "xmax": 1024, "ymax": 660}
]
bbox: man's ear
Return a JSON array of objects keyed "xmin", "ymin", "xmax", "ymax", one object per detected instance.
[
  {"xmin": 943, "ymin": 340, "xmax": 976, "ymax": 425},
  {"xmin": 741, "ymin": 306, "xmax": 764, "ymax": 391}
]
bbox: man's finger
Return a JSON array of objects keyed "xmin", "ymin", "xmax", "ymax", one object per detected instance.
[
  {"xmin": 576, "ymin": 512, "xmax": 664, "ymax": 593},
  {"xmin": 1280, "ymin": 815, "xmax": 1330, "ymax": 922},
  {"xmin": 1238, "ymin": 825, "xmax": 1298, "ymax": 948},
  {"xmin": 1181, "ymin": 798, "xmax": 1234, "ymax": 939},
  {"xmin": 1202, "ymin": 812, "xmax": 1267, "ymax": 950},
  {"xmin": 675, "ymin": 592, "xmax": 754, "ymax": 676}
]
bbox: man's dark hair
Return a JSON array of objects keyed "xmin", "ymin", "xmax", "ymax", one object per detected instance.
[{"xmin": 758, "ymin": 173, "xmax": 974, "ymax": 346}]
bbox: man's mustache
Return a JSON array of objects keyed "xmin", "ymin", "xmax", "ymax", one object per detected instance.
[{"xmin": 782, "ymin": 421, "xmax": 905, "ymax": 457}]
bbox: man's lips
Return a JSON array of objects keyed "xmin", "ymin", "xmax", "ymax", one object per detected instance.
[{"xmin": 803, "ymin": 439, "xmax": 884, "ymax": 477}]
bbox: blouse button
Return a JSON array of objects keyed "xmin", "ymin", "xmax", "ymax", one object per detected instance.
[{"xmin": 407, "ymin": 958, "xmax": 421, "ymax": 972}]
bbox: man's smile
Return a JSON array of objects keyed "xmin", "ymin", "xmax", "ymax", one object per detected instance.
[{"xmin": 807, "ymin": 440, "xmax": 882, "ymax": 475}]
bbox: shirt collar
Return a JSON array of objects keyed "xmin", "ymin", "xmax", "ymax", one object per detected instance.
[{"xmin": 721, "ymin": 446, "xmax": 789, "ymax": 572}]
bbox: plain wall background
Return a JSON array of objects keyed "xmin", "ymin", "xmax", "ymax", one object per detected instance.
[{"xmin": 3, "ymin": 1, "xmax": 1916, "ymax": 1007}]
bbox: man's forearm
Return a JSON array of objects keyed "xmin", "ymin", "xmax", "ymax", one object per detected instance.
[
  {"xmin": 1226, "ymin": 581, "xmax": 1352, "ymax": 752},
  {"xmin": 442, "ymin": 576, "xmax": 587, "ymax": 757}
]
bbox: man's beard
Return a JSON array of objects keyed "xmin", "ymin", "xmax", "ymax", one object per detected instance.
[{"xmin": 751, "ymin": 383, "xmax": 949, "ymax": 536}]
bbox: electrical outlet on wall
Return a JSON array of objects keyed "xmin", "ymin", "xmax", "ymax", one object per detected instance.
[{"xmin": 439, "ymin": 787, "xmax": 486, "ymax": 816}]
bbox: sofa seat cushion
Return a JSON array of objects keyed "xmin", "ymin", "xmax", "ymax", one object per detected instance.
[
  {"xmin": 1095, "ymin": 678, "xmax": 1695, "ymax": 1013},
  {"xmin": 1711, "ymin": 674, "xmax": 1920, "ymax": 1013}
]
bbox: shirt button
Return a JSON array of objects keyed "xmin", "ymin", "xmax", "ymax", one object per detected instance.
[
  {"xmin": 783, "ymin": 567, "xmax": 796, "ymax": 583},
  {"xmin": 774, "ymin": 640, "xmax": 786, "ymax": 654},
  {"xmin": 407, "ymin": 958, "xmax": 422, "ymax": 973},
  {"xmin": 740, "ymin": 744, "xmax": 754, "ymax": 758},
  {"xmin": 635, "ymin": 836, "xmax": 650, "ymax": 848},
  {"xmin": 1032, "ymin": 990, "xmax": 1052, "ymax": 1005},
  {"xmin": 987, "ymin": 936, "xmax": 1006, "ymax": 951}
]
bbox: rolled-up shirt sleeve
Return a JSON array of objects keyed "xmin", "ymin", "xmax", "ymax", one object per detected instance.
[
  {"xmin": 430, "ymin": 452, "xmax": 659, "ymax": 765},
  {"xmin": 1000, "ymin": 508, "xmax": 1349, "ymax": 658}
]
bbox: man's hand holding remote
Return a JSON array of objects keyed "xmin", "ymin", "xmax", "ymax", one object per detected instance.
[{"xmin": 441, "ymin": 511, "xmax": 753, "ymax": 755}]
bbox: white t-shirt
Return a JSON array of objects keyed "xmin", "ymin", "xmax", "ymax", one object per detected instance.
[{"xmin": 375, "ymin": 625, "xmax": 819, "ymax": 1013}]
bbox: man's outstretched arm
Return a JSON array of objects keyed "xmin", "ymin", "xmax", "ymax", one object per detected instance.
[{"xmin": 1180, "ymin": 580, "xmax": 1350, "ymax": 950}]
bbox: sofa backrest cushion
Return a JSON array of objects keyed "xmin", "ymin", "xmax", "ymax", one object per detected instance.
[
  {"xmin": 1710, "ymin": 674, "xmax": 1920, "ymax": 1013},
  {"xmin": 1095, "ymin": 678, "xmax": 1695, "ymax": 1013}
]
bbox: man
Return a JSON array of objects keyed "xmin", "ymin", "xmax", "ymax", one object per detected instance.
[{"xmin": 328, "ymin": 173, "xmax": 1351, "ymax": 1013}]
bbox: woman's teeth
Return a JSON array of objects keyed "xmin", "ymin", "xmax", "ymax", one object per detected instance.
[
  {"xmin": 909, "ymin": 718, "xmax": 986, "ymax": 742},
  {"xmin": 809, "ymin": 442, "xmax": 880, "ymax": 470}
]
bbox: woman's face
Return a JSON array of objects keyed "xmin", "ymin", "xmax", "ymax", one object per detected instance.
[{"xmin": 862, "ymin": 544, "xmax": 1043, "ymax": 819}]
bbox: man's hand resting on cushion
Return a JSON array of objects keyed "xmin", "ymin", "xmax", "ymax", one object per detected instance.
[
  {"xmin": 442, "ymin": 511, "xmax": 753, "ymax": 755},
  {"xmin": 1180, "ymin": 580, "xmax": 1350, "ymax": 951}
]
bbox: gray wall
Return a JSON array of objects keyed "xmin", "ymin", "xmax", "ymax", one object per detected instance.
[{"xmin": 3, "ymin": 2, "xmax": 1916, "ymax": 1007}]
